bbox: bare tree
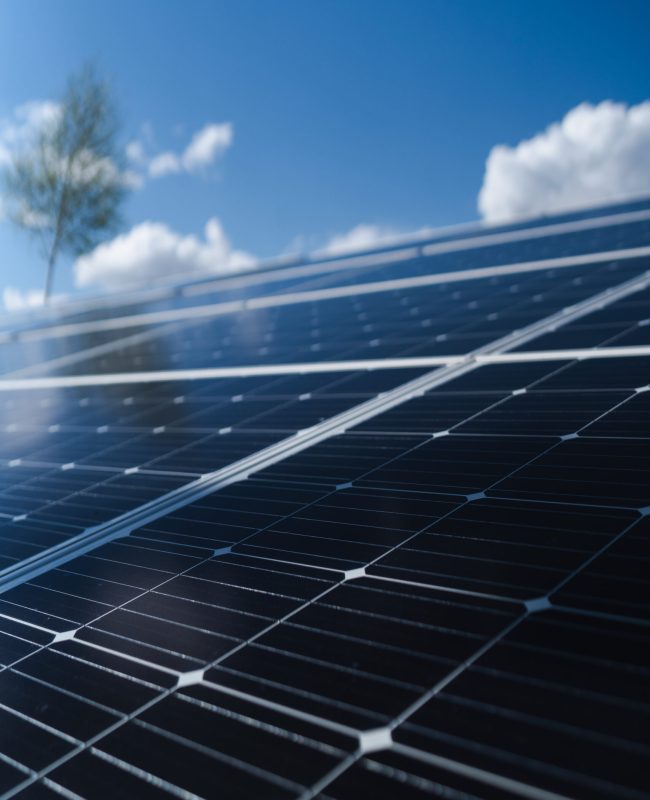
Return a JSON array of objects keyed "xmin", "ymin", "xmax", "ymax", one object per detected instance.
[{"xmin": 3, "ymin": 65, "xmax": 127, "ymax": 301}]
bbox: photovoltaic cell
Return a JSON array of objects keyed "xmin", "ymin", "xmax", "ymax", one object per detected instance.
[
  {"xmin": 21, "ymin": 253, "xmax": 647, "ymax": 378},
  {"xmin": 393, "ymin": 611, "xmax": 650, "ymax": 800},
  {"xmin": 0, "ymin": 199, "xmax": 648, "ymax": 799},
  {"xmin": 554, "ymin": 516, "xmax": 650, "ymax": 622},
  {"xmin": 492, "ymin": 437, "xmax": 650, "ymax": 507},
  {"xmin": 367, "ymin": 499, "xmax": 636, "ymax": 598}
]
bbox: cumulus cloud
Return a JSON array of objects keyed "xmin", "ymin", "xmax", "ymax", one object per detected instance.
[
  {"xmin": 148, "ymin": 151, "xmax": 181, "ymax": 178},
  {"xmin": 0, "ymin": 100, "xmax": 60, "ymax": 166},
  {"xmin": 74, "ymin": 217, "xmax": 256, "ymax": 290},
  {"xmin": 1, "ymin": 99, "xmax": 138, "ymax": 198},
  {"xmin": 314, "ymin": 223, "xmax": 434, "ymax": 257},
  {"xmin": 125, "ymin": 139, "xmax": 146, "ymax": 165},
  {"xmin": 285, "ymin": 222, "xmax": 437, "ymax": 259},
  {"xmin": 478, "ymin": 100, "xmax": 650, "ymax": 222},
  {"xmin": 121, "ymin": 169, "xmax": 145, "ymax": 190},
  {"xmin": 2, "ymin": 287, "xmax": 45, "ymax": 312},
  {"xmin": 127, "ymin": 122, "xmax": 234, "ymax": 181},
  {"xmin": 319, "ymin": 224, "xmax": 403, "ymax": 256},
  {"xmin": 182, "ymin": 124, "xmax": 233, "ymax": 171},
  {"xmin": 1, "ymin": 104, "xmax": 233, "ymax": 191}
]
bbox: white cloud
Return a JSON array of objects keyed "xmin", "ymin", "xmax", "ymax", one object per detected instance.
[
  {"xmin": 148, "ymin": 151, "xmax": 181, "ymax": 177},
  {"xmin": 0, "ymin": 100, "xmax": 60, "ymax": 166},
  {"xmin": 2, "ymin": 107, "xmax": 233, "ymax": 190},
  {"xmin": 319, "ymin": 224, "xmax": 405, "ymax": 256},
  {"xmin": 2, "ymin": 286, "xmax": 45, "ymax": 311},
  {"xmin": 13, "ymin": 100, "xmax": 60, "ymax": 132},
  {"xmin": 1, "ymin": 100, "xmax": 137, "ymax": 197},
  {"xmin": 74, "ymin": 217, "xmax": 256, "ymax": 290},
  {"xmin": 286, "ymin": 222, "xmax": 437, "ymax": 259},
  {"xmin": 122, "ymin": 169, "xmax": 145, "ymax": 190},
  {"xmin": 127, "ymin": 122, "xmax": 234, "ymax": 182},
  {"xmin": 478, "ymin": 100, "xmax": 650, "ymax": 222},
  {"xmin": 125, "ymin": 139, "xmax": 146, "ymax": 165},
  {"xmin": 182, "ymin": 123, "xmax": 233, "ymax": 171}
]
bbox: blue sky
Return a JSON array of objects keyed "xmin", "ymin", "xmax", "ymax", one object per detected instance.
[{"xmin": 0, "ymin": 0, "xmax": 649, "ymax": 301}]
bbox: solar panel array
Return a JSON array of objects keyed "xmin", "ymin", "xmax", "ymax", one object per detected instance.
[{"xmin": 0, "ymin": 199, "xmax": 648, "ymax": 799}]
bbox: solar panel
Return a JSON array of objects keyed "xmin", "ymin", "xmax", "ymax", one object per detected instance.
[{"xmin": 0, "ymin": 198, "xmax": 648, "ymax": 798}]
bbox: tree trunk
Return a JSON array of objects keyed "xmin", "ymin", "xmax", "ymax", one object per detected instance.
[
  {"xmin": 44, "ymin": 243, "xmax": 57, "ymax": 303},
  {"xmin": 45, "ymin": 198, "xmax": 64, "ymax": 303}
]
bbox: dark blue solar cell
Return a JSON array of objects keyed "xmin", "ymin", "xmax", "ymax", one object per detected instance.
[{"xmin": 1, "ymin": 198, "xmax": 650, "ymax": 800}]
